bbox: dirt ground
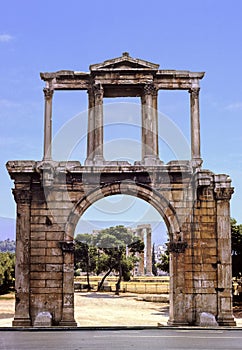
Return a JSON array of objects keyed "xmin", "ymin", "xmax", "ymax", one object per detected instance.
[
  {"xmin": 75, "ymin": 292, "xmax": 169, "ymax": 326},
  {"xmin": 0, "ymin": 292, "xmax": 242, "ymax": 327}
]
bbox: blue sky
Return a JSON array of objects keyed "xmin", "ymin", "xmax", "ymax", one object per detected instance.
[{"xmin": 0, "ymin": 0, "xmax": 242, "ymax": 240}]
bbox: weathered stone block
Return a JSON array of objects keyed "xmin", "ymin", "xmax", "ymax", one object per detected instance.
[
  {"xmin": 46, "ymin": 248, "xmax": 61, "ymax": 256},
  {"xmin": 30, "ymin": 231, "xmax": 46, "ymax": 240},
  {"xmin": 46, "ymin": 280, "xmax": 62, "ymax": 288},
  {"xmin": 31, "ymin": 248, "xmax": 46, "ymax": 256},
  {"xmin": 31, "ymin": 280, "xmax": 46, "ymax": 288},
  {"xmin": 46, "ymin": 264, "xmax": 62, "ymax": 272},
  {"xmin": 30, "ymin": 264, "xmax": 46, "ymax": 272},
  {"xmin": 46, "ymin": 232, "xmax": 64, "ymax": 241},
  {"xmin": 31, "ymin": 241, "xmax": 47, "ymax": 248},
  {"xmin": 31, "ymin": 287, "xmax": 61, "ymax": 294},
  {"xmin": 31, "ymin": 272, "xmax": 62, "ymax": 280}
]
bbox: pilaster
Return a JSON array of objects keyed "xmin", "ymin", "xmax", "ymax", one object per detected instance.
[
  {"xmin": 12, "ymin": 189, "xmax": 32, "ymax": 327},
  {"xmin": 59, "ymin": 241, "xmax": 77, "ymax": 327},
  {"xmin": 214, "ymin": 177, "xmax": 236, "ymax": 326}
]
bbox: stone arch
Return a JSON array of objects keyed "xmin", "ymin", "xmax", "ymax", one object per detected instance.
[{"xmin": 65, "ymin": 181, "xmax": 181, "ymax": 242}]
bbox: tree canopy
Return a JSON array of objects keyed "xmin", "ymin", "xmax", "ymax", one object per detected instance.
[
  {"xmin": 231, "ymin": 218, "xmax": 242, "ymax": 278},
  {"xmin": 0, "ymin": 252, "xmax": 15, "ymax": 294},
  {"xmin": 74, "ymin": 225, "xmax": 144, "ymax": 294}
]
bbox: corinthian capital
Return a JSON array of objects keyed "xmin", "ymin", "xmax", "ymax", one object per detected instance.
[
  {"xmin": 189, "ymin": 87, "xmax": 200, "ymax": 99},
  {"xmin": 12, "ymin": 189, "xmax": 32, "ymax": 204},
  {"xmin": 214, "ymin": 187, "xmax": 234, "ymax": 200},
  {"xmin": 43, "ymin": 88, "xmax": 54, "ymax": 99},
  {"xmin": 93, "ymin": 84, "xmax": 104, "ymax": 97},
  {"xmin": 144, "ymin": 83, "xmax": 156, "ymax": 96}
]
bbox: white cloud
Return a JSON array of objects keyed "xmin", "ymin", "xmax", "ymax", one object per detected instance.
[
  {"xmin": 225, "ymin": 102, "xmax": 242, "ymax": 111},
  {"xmin": 0, "ymin": 34, "xmax": 13, "ymax": 42}
]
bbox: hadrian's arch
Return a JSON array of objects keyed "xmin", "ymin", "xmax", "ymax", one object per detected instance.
[{"xmin": 7, "ymin": 53, "xmax": 235, "ymax": 327}]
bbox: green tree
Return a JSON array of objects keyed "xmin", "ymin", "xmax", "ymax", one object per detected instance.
[
  {"xmin": 75, "ymin": 225, "xmax": 144, "ymax": 294},
  {"xmin": 231, "ymin": 218, "xmax": 242, "ymax": 278},
  {"xmin": 157, "ymin": 245, "xmax": 169, "ymax": 274},
  {"xmin": 96, "ymin": 226, "xmax": 143, "ymax": 294},
  {"xmin": 152, "ymin": 243, "xmax": 158, "ymax": 276},
  {"xmin": 75, "ymin": 234, "xmax": 98, "ymax": 290},
  {"xmin": 0, "ymin": 252, "xmax": 15, "ymax": 294}
]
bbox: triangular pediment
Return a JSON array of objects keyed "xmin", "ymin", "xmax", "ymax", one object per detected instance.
[{"xmin": 90, "ymin": 52, "xmax": 159, "ymax": 71}]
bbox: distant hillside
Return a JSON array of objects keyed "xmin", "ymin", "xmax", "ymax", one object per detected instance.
[
  {"xmin": 0, "ymin": 239, "xmax": 15, "ymax": 253},
  {"xmin": 0, "ymin": 216, "xmax": 168, "ymax": 246}
]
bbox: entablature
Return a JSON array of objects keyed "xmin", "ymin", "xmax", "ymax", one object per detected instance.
[{"xmin": 40, "ymin": 53, "xmax": 205, "ymax": 92}]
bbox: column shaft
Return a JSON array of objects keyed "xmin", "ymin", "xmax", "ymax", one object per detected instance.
[
  {"xmin": 152, "ymin": 91, "xmax": 159, "ymax": 156},
  {"xmin": 141, "ymin": 84, "xmax": 159, "ymax": 164},
  {"xmin": 189, "ymin": 87, "xmax": 202, "ymax": 168},
  {"xmin": 93, "ymin": 84, "xmax": 104, "ymax": 162},
  {"xmin": 43, "ymin": 88, "xmax": 54, "ymax": 161},
  {"xmin": 86, "ymin": 89, "xmax": 95, "ymax": 161},
  {"xmin": 146, "ymin": 228, "xmax": 152, "ymax": 276}
]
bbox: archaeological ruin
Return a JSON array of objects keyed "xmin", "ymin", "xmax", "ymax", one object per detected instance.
[{"xmin": 7, "ymin": 53, "xmax": 235, "ymax": 326}]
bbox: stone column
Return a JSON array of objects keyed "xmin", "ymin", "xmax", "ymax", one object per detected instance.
[
  {"xmin": 214, "ymin": 180, "xmax": 236, "ymax": 326},
  {"xmin": 141, "ymin": 84, "xmax": 159, "ymax": 164},
  {"xmin": 93, "ymin": 84, "xmax": 104, "ymax": 163},
  {"xmin": 86, "ymin": 88, "xmax": 95, "ymax": 162},
  {"xmin": 189, "ymin": 87, "xmax": 202, "ymax": 169},
  {"xmin": 43, "ymin": 87, "xmax": 54, "ymax": 161},
  {"xmin": 152, "ymin": 89, "xmax": 159, "ymax": 156},
  {"xmin": 12, "ymin": 189, "xmax": 32, "ymax": 327},
  {"xmin": 59, "ymin": 241, "xmax": 77, "ymax": 327},
  {"xmin": 136, "ymin": 228, "xmax": 144, "ymax": 275},
  {"xmin": 146, "ymin": 227, "xmax": 152, "ymax": 276}
]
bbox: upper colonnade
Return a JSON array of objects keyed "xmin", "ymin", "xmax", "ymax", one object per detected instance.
[{"xmin": 40, "ymin": 52, "xmax": 205, "ymax": 168}]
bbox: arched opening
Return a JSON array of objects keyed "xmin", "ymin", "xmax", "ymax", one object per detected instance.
[{"xmin": 65, "ymin": 182, "xmax": 182, "ymax": 326}]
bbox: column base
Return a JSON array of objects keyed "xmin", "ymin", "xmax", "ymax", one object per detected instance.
[
  {"xmin": 84, "ymin": 156, "xmax": 105, "ymax": 166},
  {"xmin": 191, "ymin": 158, "xmax": 203, "ymax": 170},
  {"xmin": 167, "ymin": 319, "xmax": 189, "ymax": 327},
  {"xmin": 217, "ymin": 314, "xmax": 237, "ymax": 326},
  {"xmin": 135, "ymin": 156, "xmax": 164, "ymax": 166},
  {"xmin": 12, "ymin": 317, "xmax": 32, "ymax": 327},
  {"xmin": 59, "ymin": 320, "xmax": 77, "ymax": 327}
]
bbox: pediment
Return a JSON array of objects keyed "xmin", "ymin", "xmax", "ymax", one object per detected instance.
[{"xmin": 90, "ymin": 52, "xmax": 159, "ymax": 71}]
